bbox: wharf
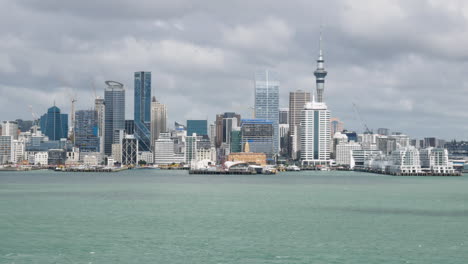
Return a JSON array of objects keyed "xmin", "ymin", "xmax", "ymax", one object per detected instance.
[
  {"xmin": 58, "ymin": 167, "xmax": 129, "ymax": 173},
  {"xmin": 355, "ymin": 168, "xmax": 461, "ymax": 176},
  {"xmin": 189, "ymin": 170, "xmax": 256, "ymax": 175}
]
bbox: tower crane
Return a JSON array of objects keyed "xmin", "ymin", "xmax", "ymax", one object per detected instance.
[{"xmin": 352, "ymin": 102, "xmax": 372, "ymax": 134}]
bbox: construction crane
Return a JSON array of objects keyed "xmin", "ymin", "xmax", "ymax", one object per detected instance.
[
  {"xmin": 352, "ymin": 102, "xmax": 372, "ymax": 134},
  {"xmin": 28, "ymin": 105, "xmax": 40, "ymax": 133}
]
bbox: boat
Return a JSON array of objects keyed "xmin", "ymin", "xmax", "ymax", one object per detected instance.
[{"xmin": 286, "ymin": 165, "xmax": 301, "ymax": 171}]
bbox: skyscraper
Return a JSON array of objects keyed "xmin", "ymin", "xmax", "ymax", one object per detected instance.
[
  {"xmin": 74, "ymin": 110, "xmax": 99, "ymax": 152},
  {"xmin": 300, "ymin": 100, "xmax": 331, "ymax": 166},
  {"xmin": 1, "ymin": 121, "xmax": 19, "ymax": 140},
  {"xmin": 289, "ymin": 90, "xmax": 311, "ymax": 159},
  {"xmin": 314, "ymin": 33, "xmax": 327, "ymax": 102},
  {"xmin": 104, "ymin": 81, "xmax": 125, "ymax": 156},
  {"xmin": 150, "ymin": 97, "xmax": 167, "ymax": 149},
  {"xmin": 254, "ymin": 70, "xmax": 279, "ymax": 154},
  {"xmin": 215, "ymin": 112, "xmax": 241, "ymax": 148},
  {"xmin": 39, "ymin": 106, "xmax": 68, "ymax": 141},
  {"xmin": 279, "ymin": 108, "xmax": 289, "ymax": 125},
  {"xmin": 187, "ymin": 120, "xmax": 207, "ymax": 136},
  {"xmin": 95, "ymin": 97, "xmax": 105, "ymax": 154},
  {"xmin": 240, "ymin": 119, "xmax": 275, "ymax": 160},
  {"xmin": 134, "ymin": 71, "xmax": 152, "ymax": 151}
]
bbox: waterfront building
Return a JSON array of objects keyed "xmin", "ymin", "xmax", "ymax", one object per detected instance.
[
  {"xmin": 11, "ymin": 140, "xmax": 25, "ymax": 164},
  {"xmin": 389, "ymin": 146, "xmax": 422, "ymax": 173},
  {"xmin": 336, "ymin": 141, "xmax": 362, "ymax": 166},
  {"xmin": 33, "ymin": 151, "xmax": 48, "ymax": 166},
  {"xmin": 215, "ymin": 113, "xmax": 241, "ymax": 148},
  {"xmin": 75, "ymin": 110, "xmax": 100, "ymax": 152},
  {"xmin": 300, "ymin": 100, "xmax": 331, "ymax": 167},
  {"xmin": 83, "ymin": 154, "xmax": 100, "ymax": 166},
  {"xmin": 65, "ymin": 147, "xmax": 80, "ymax": 165},
  {"xmin": 137, "ymin": 151, "xmax": 154, "ymax": 165},
  {"xmin": 226, "ymin": 152, "xmax": 267, "ymax": 166},
  {"xmin": 240, "ymin": 119, "xmax": 275, "ymax": 160},
  {"xmin": 48, "ymin": 149, "xmax": 66, "ymax": 166},
  {"xmin": 330, "ymin": 118, "xmax": 344, "ymax": 138},
  {"xmin": 94, "ymin": 98, "xmax": 105, "ymax": 155},
  {"xmin": 289, "ymin": 90, "xmax": 311, "ymax": 159},
  {"xmin": 254, "ymin": 70, "xmax": 280, "ymax": 155},
  {"xmin": 351, "ymin": 149, "xmax": 383, "ymax": 169},
  {"xmin": 111, "ymin": 144, "xmax": 122, "ymax": 164},
  {"xmin": 279, "ymin": 108, "xmax": 289, "ymax": 125},
  {"xmin": 185, "ymin": 134, "xmax": 199, "ymax": 166},
  {"xmin": 0, "ymin": 135, "xmax": 12, "ymax": 164},
  {"xmin": 104, "ymin": 81, "xmax": 125, "ymax": 156},
  {"xmin": 134, "ymin": 71, "xmax": 152, "ymax": 151},
  {"xmin": 2, "ymin": 121, "xmax": 19, "ymax": 140},
  {"xmin": 153, "ymin": 133, "xmax": 185, "ymax": 165},
  {"xmin": 420, "ymin": 148, "xmax": 455, "ymax": 173},
  {"xmin": 187, "ymin": 120, "xmax": 207, "ymax": 137},
  {"xmin": 39, "ymin": 106, "xmax": 68, "ymax": 141},
  {"xmin": 150, "ymin": 97, "xmax": 167, "ymax": 149},
  {"xmin": 122, "ymin": 135, "xmax": 138, "ymax": 166},
  {"xmin": 314, "ymin": 34, "xmax": 328, "ymax": 102}
]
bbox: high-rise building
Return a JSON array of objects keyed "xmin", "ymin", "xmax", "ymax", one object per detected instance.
[
  {"xmin": 330, "ymin": 118, "xmax": 344, "ymax": 137},
  {"xmin": 104, "ymin": 81, "xmax": 125, "ymax": 156},
  {"xmin": 0, "ymin": 135, "xmax": 12, "ymax": 164},
  {"xmin": 279, "ymin": 124, "xmax": 290, "ymax": 157},
  {"xmin": 122, "ymin": 135, "xmax": 138, "ymax": 165},
  {"xmin": 125, "ymin": 120, "xmax": 135, "ymax": 135},
  {"xmin": 153, "ymin": 132, "xmax": 185, "ymax": 165},
  {"xmin": 314, "ymin": 33, "xmax": 327, "ymax": 102},
  {"xmin": 94, "ymin": 98, "xmax": 105, "ymax": 154},
  {"xmin": 39, "ymin": 106, "xmax": 68, "ymax": 141},
  {"xmin": 150, "ymin": 97, "xmax": 167, "ymax": 149},
  {"xmin": 134, "ymin": 71, "xmax": 152, "ymax": 151},
  {"xmin": 240, "ymin": 119, "xmax": 275, "ymax": 160},
  {"xmin": 15, "ymin": 119, "xmax": 33, "ymax": 132},
  {"xmin": 187, "ymin": 120, "xmax": 207, "ymax": 136},
  {"xmin": 74, "ymin": 110, "xmax": 100, "ymax": 152},
  {"xmin": 254, "ymin": 70, "xmax": 279, "ymax": 155},
  {"xmin": 185, "ymin": 134, "xmax": 199, "ymax": 166},
  {"xmin": 230, "ymin": 128, "xmax": 242, "ymax": 153},
  {"xmin": 279, "ymin": 108, "xmax": 289, "ymax": 125},
  {"xmin": 1, "ymin": 121, "xmax": 19, "ymax": 140},
  {"xmin": 215, "ymin": 112, "xmax": 241, "ymax": 148},
  {"xmin": 289, "ymin": 90, "xmax": 311, "ymax": 159},
  {"xmin": 300, "ymin": 100, "xmax": 331, "ymax": 166}
]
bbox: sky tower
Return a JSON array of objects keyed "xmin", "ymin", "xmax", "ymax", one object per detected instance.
[{"xmin": 314, "ymin": 32, "xmax": 327, "ymax": 102}]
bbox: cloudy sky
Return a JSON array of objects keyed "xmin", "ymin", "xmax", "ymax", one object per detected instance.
[{"xmin": 1, "ymin": 0, "xmax": 467, "ymax": 139}]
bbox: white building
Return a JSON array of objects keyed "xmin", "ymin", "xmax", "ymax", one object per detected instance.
[
  {"xmin": 359, "ymin": 133, "xmax": 378, "ymax": 150},
  {"xmin": 138, "ymin": 151, "xmax": 154, "ymax": 165},
  {"xmin": 83, "ymin": 154, "xmax": 99, "ymax": 166},
  {"xmin": 34, "ymin": 152, "xmax": 48, "ymax": 166},
  {"xmin": 154, "ymin": 133, "xmax": 185, "ymax": 165},
  {"xmin": 11, "ymin": 140, "xmax": 25, "ymax": 164},
  {"xmin": 66, "ymin": 147, "xmax": 80, "ymax": 165},
  {"xmin": 420, "ymin": 148, "xmax": 455, "ymax": 173},
  {"xmin": 389, "ymin": 146, "xmax": 422, "ymax": 173},
  {"xmin": 351, "ymin": 149, "xmax": 383, "ymax": 169},
  {"xmin": 336, "ymin": 141, "xmax": 362, "ymax": 166},
  {"xmin": 300, "ymin": 100, "xmax": 331, "ymax": 166},
  {"xmin": 2, "ymin": 121, "xmax": 18, "ymax": 140},
  {"xmin": 111, "ymin": 143, "xmax": 122, "ymax": 163}
]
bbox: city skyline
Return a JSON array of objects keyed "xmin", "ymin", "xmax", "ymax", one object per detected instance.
[{"xmin": 0, "ymin": 0, "xmax": 467, "ymax": 140}]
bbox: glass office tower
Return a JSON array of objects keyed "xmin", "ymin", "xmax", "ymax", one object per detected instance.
[
  {"xmin": 104, "ymin": 81, "xmax": 125, "ymax": 156},
  {"xmin": 254, "ymin": 70, "xmax": 279, "ymax": 155},
  {"xmin": 39, "ymin": 106, "xmax": 68, "ymax": 141},
  {"xmin": 134, "ymin": 71, "xmax": 152, "ymax": 151}
]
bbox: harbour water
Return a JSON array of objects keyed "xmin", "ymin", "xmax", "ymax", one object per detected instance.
[{"xmin": 1, "ymin": 170, "xmax": 467, "ymax": 263}]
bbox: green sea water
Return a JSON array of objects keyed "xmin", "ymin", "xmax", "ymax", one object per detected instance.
[{"xmin": 0, "ymin": 170, "xmax": 467, "ymax": 264}]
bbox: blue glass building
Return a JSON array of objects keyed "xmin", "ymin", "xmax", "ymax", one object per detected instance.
[
  {"xmin": 75, "ymin": 110, "xmax": 99, "ymax": 152},
  {"xmin": 134, "ymin": 72, "xmax": 152, "ymax": 151},
  {"xmin": 240, "ymin": 119, "xmax": 274, "ymax": 159},
  {"xmin": 187, "ymin": 120, "xmax": 207, "ymax": 136},
  {"xmin": 254, "ymin": 70, "xmax": 279, "ymax": 155},
  {"xmin": 39, "ymin": 106, "xmax": 68, "ymax": 141},
  {"xmin": 104, "ymin": 81, "xmax": 125, "ymax": 156}
]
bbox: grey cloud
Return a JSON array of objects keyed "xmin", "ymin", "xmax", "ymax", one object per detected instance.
[{"xmin": 1, "ymin": 0, "xmax": 467, "ymax": 139}]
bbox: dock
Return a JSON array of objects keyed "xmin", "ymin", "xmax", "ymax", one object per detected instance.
[{"xmin": 189, "ymin": 170, "xmax": 256, "ymax": 175}]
